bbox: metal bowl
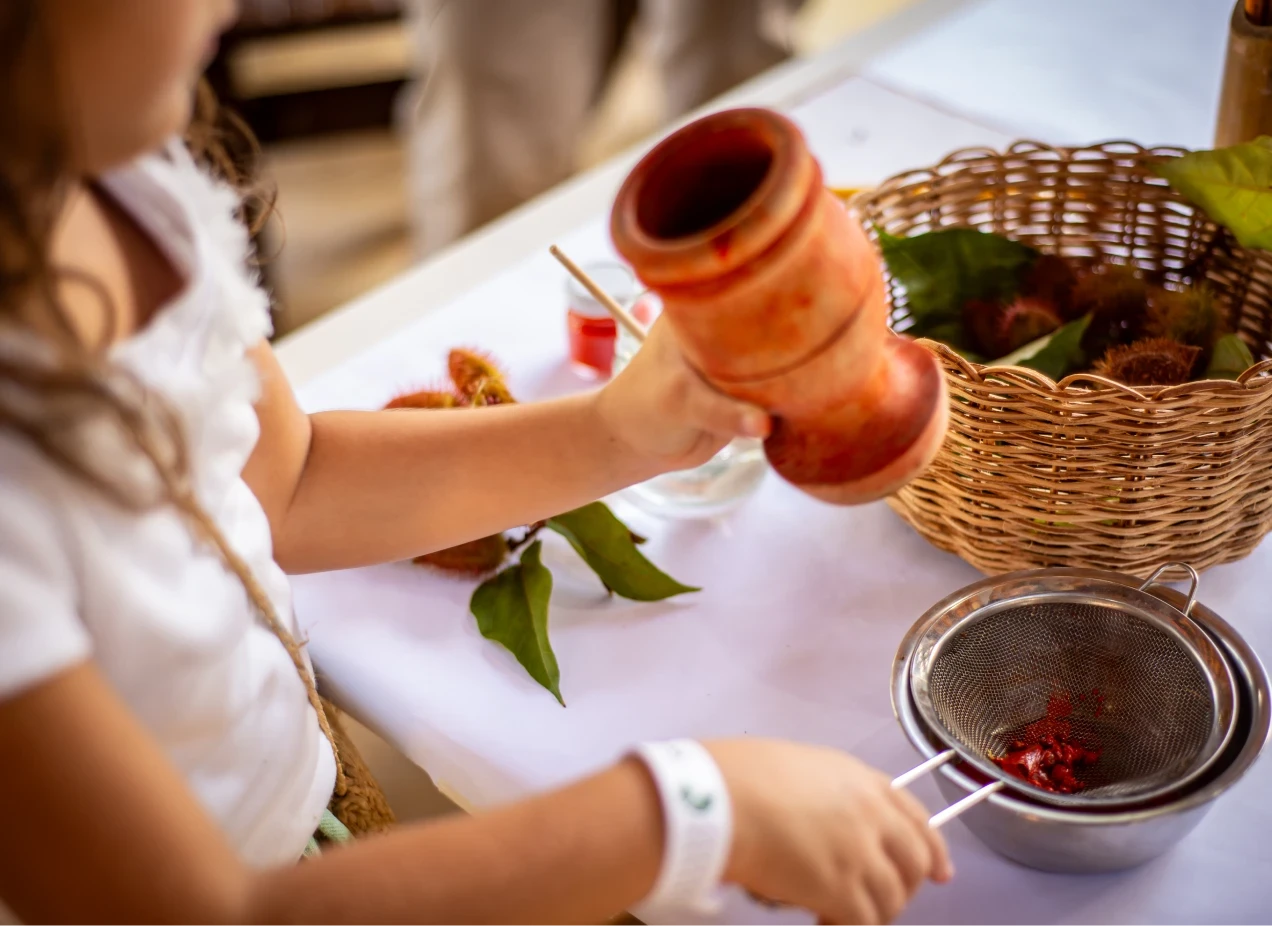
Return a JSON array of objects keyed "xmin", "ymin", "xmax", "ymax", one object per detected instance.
[
  {"xmin": 907, "ymin": 566, "xmax": 1238, "ymax": 808},
  {"xmin": 892, "ymin": 567, "xmax": 1270, "ymax": 874}
]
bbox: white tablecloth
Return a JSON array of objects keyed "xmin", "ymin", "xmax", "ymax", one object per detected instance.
[
  {"xmin": 862, "ymin": 0, "xmax": 1232, "ymax": 150},
  {"xmin": 291, "ymin": 4, "xmax": 1272, "ymax": 921}
]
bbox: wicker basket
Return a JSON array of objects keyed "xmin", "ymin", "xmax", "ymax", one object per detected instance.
[{"xmin": 848, "ymin": 140, "xmax": 1272, "ymax": 577}]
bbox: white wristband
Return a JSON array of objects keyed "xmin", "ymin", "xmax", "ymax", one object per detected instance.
[{"xmin": 631, "ymin": 740, "xmax": 733, "ymax": 916}]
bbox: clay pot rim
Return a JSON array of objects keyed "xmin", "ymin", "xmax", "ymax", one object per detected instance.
[{"xmin": 610, "ymin": 107, "xmax": 817, "ymax": 286}]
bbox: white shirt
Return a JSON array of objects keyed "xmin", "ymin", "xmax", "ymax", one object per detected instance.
[{"xmin": 0, "ymin": 143, "xmax": 335, "ymax": 869}]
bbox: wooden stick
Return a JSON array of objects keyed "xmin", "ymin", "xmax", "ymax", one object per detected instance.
[{"xmin": 550, "ymin": 245, "xmax": 649, "ymax": 343}]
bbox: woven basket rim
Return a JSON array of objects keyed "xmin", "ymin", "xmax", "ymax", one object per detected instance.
[
  {"xmin": 845, "ymin": 139, "xmax": 1272, "ymax": 401},
  {"xmin": 854, "ymin": 138, "xmax": 1196, "ymax": 179},
  {"xmin": 922, "ymin": 339, "xmax": 1272, "ymax": 400}
]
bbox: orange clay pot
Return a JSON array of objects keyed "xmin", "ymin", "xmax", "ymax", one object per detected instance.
[{"xmin": 610, "ymin": 107, "xmax": 948, "ymax": 504}]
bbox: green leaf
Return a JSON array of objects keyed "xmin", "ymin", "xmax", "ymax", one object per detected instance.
[
  {"xmin": 1154, "ymin": 138, "xmax": 1272, "ymax": 250},
  {"xmin": 546, "ymin": 502, "xmax": 698, "ymax": 601},
  {"xmin": 877, "ymin": 228, "xmax": 1038, "ymax": 330},
  {"xmin": 470, "ymin": 540, "xmax": 563, "ymax": 705},
  {"xmin": 1203, "ymin": 333, "xmax": 1256, "ymax": 380},
  {"xmin": 993, "ymin": 330, "xmax": 1057, "ymax": 368},
  {"xmin": 1011, "ymin": 314, "xmax": 1092, "ymax": 381}
]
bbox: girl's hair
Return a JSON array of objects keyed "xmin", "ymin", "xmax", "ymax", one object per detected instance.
[
  {"xmin": 0, "ymin": 2, "xmax": 272, "ymax": 508},
  {"xmin": 1, "ymin": 2, "xmax": 351, "ymax": 795}
]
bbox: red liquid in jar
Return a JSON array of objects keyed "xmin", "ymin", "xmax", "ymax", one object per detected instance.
[
  {"xmin": 567, "ymin": 297, "xmax": 653, "ymax": 377},
  {"xmin": 568, "ymin": 311, "xmax": 618, "ymax": 376}
]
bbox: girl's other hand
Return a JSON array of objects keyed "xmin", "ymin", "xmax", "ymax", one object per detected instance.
[
  {"xmin": 708, "ymin": 739, "xmax": 953, "ymax": 925},
  {"xmin": 595, "ymin": 319, "xmax": 771, "ymax": 474}
]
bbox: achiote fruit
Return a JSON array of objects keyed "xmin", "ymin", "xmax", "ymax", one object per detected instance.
[
  {"xmin": 385, "ymin": 388, "xmax": 461, "ymax": 410},
  {"xmin": 990, "ymin": 295, "xmax": 1063, "ymax": 356},
  {"xmin": 1146, "ymin": 285, "xmax": 1226, "ymax": 358},
  {"xmin": 1073, "ymin": 264, "xmax": 1152, "ymax": 355},
  {"xmin": 414, "ymin": 534, "xmax": 511, "ymax": 576},
  {"xmin": 449, "ymin": 348, "xmax": 515, "ymax": 406},
  {"xmin": 1021, "ymin": 253, "xmax": 1081, "ymax": 320},
  {"xmin": 1094, "ymin": 337, "xmax": 1201, "ymax": 386}
]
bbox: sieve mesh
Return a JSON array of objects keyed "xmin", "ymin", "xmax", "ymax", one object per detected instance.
[{"xmin": 924, "ymin": 599, "xmax": 1219, "ymax": 801}]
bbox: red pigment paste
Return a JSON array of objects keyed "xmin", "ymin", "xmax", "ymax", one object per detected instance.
[
  {"xmin": 1077, "ymin": 688, "xmax": 1106, "ymax": 717},
  {"xmin": 992, "ymin": 691, "xmax": 1102, "ymax": 794}
]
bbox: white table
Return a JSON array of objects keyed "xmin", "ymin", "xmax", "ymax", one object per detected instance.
[{"xmin": 281, "ymin": 1, "xmax": 1272, "ymax": 921}]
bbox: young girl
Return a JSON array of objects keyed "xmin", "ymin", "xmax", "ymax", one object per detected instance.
[{"xmin": 0, "ymin": 2, "xmax": 951, "ymax": 923}]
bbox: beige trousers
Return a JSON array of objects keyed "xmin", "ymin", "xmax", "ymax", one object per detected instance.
[{"xmin": 400, "ymin": 0, "xmax": 802, "ymax": 255}]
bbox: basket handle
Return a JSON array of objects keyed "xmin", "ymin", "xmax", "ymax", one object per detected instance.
[
  {"xmin": 1138, "ymin": 562, "xmax": 1200, "ymax": 616},
  {"xmin": 891, "ymin": 749, "xmax": 1005, "ymax": 828}
]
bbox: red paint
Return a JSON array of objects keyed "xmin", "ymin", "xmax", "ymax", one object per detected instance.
[
  {"xmin": 1028, "ymin": 691, "xmax": 1074, "ymax": 738},
  {"xmin": 992, "ymin": 692, "xmax": 1102, "ymax": 794}
]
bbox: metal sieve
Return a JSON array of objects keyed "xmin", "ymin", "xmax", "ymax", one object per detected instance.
[{"xmin": 892, "ymin": 564, "xmax": 1238, "ymax": 827}]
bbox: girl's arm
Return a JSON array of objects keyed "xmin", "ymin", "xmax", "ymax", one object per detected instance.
[
  {"xmin": 0, "ymin": 662, "xmax": 662, "ymax": 923},
  {"xmin": 0, "ymin": 664, "xmax": 951, "ymax": 924},
  {"xmin": 244, "ymin": 330, "xmax": 769, "ymax": 574}
]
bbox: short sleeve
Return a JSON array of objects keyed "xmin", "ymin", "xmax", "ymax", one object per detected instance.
[{"xmin": 0, "ymin": 454, "xmax": 91, "ymax": 700}]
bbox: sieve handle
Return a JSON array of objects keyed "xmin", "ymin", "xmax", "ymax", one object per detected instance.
[
  {"xmin": 891, "ymin": 748, "xmax": 956, "ymax": 788},
  {"xmin": 891, "ymin": 749, "xmax": 1005, "ymax": 828},
  {"xmin": 1138, "ymin": 562, "xmax": 1200, "ymax": 616},
  {"xmin": 927, "ymin": 781, "xmax": 1005, "ymax": 828}
]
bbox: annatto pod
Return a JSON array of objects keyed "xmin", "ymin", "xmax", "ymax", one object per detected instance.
[{"xmin": 609, "ymin": 107, "xmax": 948, "ymax": 504}]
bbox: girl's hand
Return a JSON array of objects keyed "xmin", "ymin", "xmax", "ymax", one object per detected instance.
[
  {"xmin": 708, "ymin": 739, "xmax": 953, "ymax": 925},
  {"xmin": 595, "ymin": 319, "xmax": 771, "ymax": 474}
]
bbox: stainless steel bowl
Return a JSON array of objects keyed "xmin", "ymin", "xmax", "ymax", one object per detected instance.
[{"xmin": 892, "ymin": 567, "xmax": 1270, "ymax": 874}]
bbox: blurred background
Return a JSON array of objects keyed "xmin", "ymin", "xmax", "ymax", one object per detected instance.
[{"xmin": 211, "ymin": 0, "xmax": 917, "ymax": 338}]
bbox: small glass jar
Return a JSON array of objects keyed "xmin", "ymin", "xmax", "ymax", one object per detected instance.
[
  {"xmin": 565, "ymin": 262, "xmax": 650, "ymax": 378},
  {"xmin": 611, "ymin": 306, "xmax": 768, "ymax": 520}
]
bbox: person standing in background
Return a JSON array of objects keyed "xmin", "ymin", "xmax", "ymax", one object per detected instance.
[{"xmin": 400, "ymin": 0, "xmax": 803, "ymax": 256}]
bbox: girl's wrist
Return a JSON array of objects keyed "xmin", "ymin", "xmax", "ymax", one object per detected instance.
[
  {"xmin": 587, "ymin": 388, "xmax": 666, "ymax": 486},
  {"xmin": 629, "ymin": 740, "xmax": 734, "ymax": 915},
  {"xmin": 702, "ymin": 741, "xmax": 758, "ymax": 888}
]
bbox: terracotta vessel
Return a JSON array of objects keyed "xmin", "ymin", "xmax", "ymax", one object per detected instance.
[{"xmin": 610, "ymin": 107, "xmax": 948, "ymax": 504}]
